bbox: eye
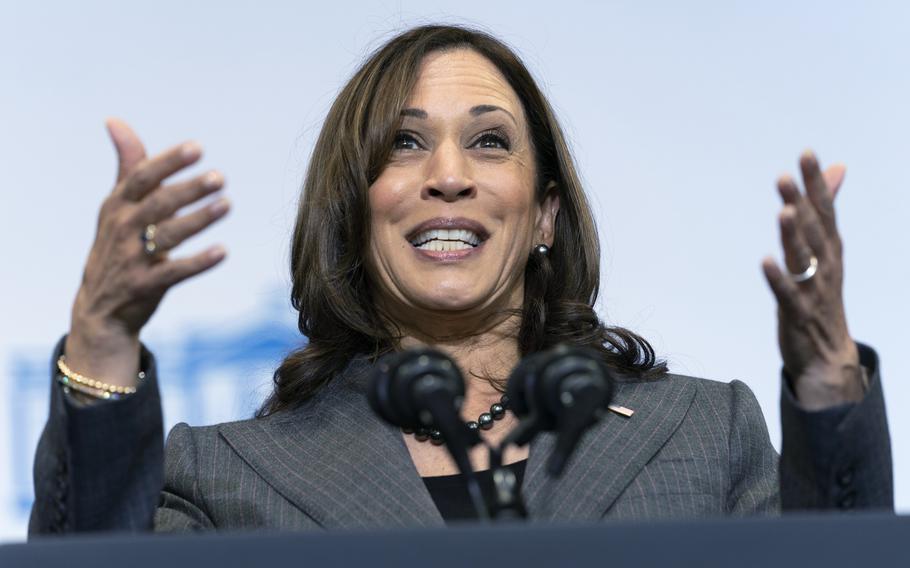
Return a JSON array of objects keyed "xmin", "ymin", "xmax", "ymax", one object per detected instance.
[
  {"xmin": 392, "ymin": 131, "xmax": 423, "ymax": 151},
  {"xmin": 472, "ymin": 129, "xmax": 511, "ymax": 151}
]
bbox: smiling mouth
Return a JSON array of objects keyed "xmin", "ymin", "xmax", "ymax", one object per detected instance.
[
  {"xmin": 405, "ymin": 218, "xmax": 490, "ymax": 254},
  {"xmin": 408, "ymin": 228, "xmax": 483, "ymax": 251}
]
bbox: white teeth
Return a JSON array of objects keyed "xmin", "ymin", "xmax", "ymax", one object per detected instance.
[
  {"xmin": 410, "ymin": 228, "xmax": 482, "ymax": 249},
  {"xmin": 416, "ymin": 240, "xmax": 474, "ymax": 251}
]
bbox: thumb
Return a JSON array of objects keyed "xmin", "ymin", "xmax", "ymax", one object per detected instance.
[
  {"xmin": 105, "ymin": 117, "xmax": 147, "ymax": 183},
  {"xmin": 823, "ymin": 163, "xmax": 847, "ymax": 200}
]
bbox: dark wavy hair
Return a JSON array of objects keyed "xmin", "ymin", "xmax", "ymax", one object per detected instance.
[{"xmin": 258, "ymin": 25, "xmax": 667, "ymax": 417}]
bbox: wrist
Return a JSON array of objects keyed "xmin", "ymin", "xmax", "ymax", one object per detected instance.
[
  {"xmin": 792, "ymin": 342, "xmax": 865, "ymax": 410},
  {"xmin": 65, "ymin": 321, "xmax": 142, "ymax": 388},
  {"xmin": 68, "ymin": 309, "xmax": 139, "ymax": 349}
]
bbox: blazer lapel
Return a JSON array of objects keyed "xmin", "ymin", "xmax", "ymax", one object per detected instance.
[
  {"xmin": 523, "ymin": 376, "xmax": 696, "ymax": 521},
  {"xmin": 219, "ymin": 359, "xmax": 444, "ymax": 530}
]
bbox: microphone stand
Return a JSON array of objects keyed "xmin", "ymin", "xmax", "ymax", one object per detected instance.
[
  {"xmin": 487, "ymin": 442, "xmax": 529, "ymax": 521},
  {"xmin": 412, "ymin": 378, "xmax": 493, "ymax": 522},
  {"xmin": 484, "ymin": 417, "xmax": 542, "ymax": 521},
  {"xmin": 424, "ymin": 391, "xmax": 531, "ymax": 522}
]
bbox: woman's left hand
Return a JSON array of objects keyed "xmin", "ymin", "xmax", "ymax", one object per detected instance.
[{"xmin": 762, "ymin": 150, "xmax": 866, "ymax": 411}]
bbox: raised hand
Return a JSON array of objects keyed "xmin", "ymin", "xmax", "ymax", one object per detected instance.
[
  {"xmin": 65, "ymin": 119, "xmax": 230, "ymax": 388},
  {"xmin": 761, "ymin": 151, "xmax": 864, "ymax": 411}
]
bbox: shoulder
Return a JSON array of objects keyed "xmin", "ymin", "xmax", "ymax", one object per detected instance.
[
  {"xmin": 161, "ymin": 417, "xmax": 280, "ymax": 484},
  {"xmin": 616, "ymin": 373, "xmax": 767, "ymax": 437},
  {"xmin": 164, "ymin": 415, "xmax": 266, "ymax": 458},
  {"xmin": 617, "ymin": 372, "xmax": 756, "ymax": 404},
  {"xmin": 652, "ymin": 373, "xmax": 762, "ymax": 412}
]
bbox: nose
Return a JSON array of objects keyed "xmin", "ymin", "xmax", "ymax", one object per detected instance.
[{"xmin": 422, "ymin": 141, "xmax": 476, "ymax": 202}]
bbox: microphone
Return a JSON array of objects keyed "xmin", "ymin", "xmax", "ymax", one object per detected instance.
[
  {"xmin": 367, "ymin": 348, "xmax": 489, "ymax": 520},
  {"xmin": 504, "ymin": 345, "xmax": 615, "ymax": 477}
]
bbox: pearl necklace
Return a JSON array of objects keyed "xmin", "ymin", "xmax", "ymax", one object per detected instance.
[{"xmin": 402, "ymin": 394, "xmax": 511, "ymax": 445}]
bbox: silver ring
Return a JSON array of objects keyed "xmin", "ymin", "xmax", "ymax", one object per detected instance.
[
  {"xmin": 141, "ymin": 224, "xmax": 159, "ymax": 256},
  {"xmin": 790, "ymin": 255, "xmax": 818, "ymax": 283}
]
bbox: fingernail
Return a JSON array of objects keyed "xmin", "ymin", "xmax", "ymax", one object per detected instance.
[
  {"xmin": 210, "ymin": 197, "xmax": 230, "ymax": 215},
  {"xmin": 209, "ymin": 245, "xmax": 226, "ymax": 260},
  {"xmin": 204, "ymin": 171, "xmax": 223, "ymax": 189},
  {"xmin": 182, "ymin": 142, "xmax": 202, "ymax": 160}
]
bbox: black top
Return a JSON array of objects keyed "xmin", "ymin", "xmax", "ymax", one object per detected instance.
[{"xmin": 422, "ymin": 460, "xmax": 528, "ymax": 522}]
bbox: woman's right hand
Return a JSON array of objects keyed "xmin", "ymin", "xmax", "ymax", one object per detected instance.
[{"xmin": 64, "ymin": 118, "xmax": 230, "ymax": 388}]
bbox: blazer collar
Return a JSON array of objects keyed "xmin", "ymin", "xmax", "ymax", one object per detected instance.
[{"xmin": 220, "ymin": 361, "xmax": 695, "ymax": 528}]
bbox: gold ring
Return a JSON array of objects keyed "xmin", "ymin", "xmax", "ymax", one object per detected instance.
[{"xmin": 141, "ymin": 224, "xmax": 159, "ymax": 256}]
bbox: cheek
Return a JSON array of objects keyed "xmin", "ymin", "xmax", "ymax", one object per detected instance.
[
  {"xmin": 368, "ymin": 175, "xmax": 412, "ymax": 240},
  {"xmin": 481, "ymin": 167, "xmax": 538, "ymax": 231}
]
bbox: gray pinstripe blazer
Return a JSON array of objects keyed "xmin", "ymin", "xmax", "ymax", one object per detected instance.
[{"xmin": 30, "ymin": 341, "xmax": 892, "ymax": 535}]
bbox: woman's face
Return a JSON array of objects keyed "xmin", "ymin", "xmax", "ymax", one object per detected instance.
[{"xmin": 367, "ymin": 48, "xmax": 558, "ymax": 324}]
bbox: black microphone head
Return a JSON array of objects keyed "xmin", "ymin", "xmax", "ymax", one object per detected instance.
[
  {"xmin": 505, "ymin": 344, "xmax": 615, "ymax": 432},
  {"xmin": 542, "ymin": 345, "xmax": 614, "ymax": 418},
  {"xmin": 368, "ymin": 348, "xmax": 465, "ymax": 430},
  {"xmin": 505, "ymin": 350, "xmax": 552, "ymax": 426}
]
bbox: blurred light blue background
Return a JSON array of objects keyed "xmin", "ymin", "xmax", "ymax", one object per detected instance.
[{"xmin": 2, "ymin": 0, "xmax": 908, "ymax": 541}]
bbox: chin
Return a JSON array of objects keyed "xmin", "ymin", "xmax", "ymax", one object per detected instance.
[
  {"xmin": 414, "ymin": 294, "xmax": 485, "ymax": 313},
  {"xmin": 409, "ymin": 283, "xmax": 492, "ymax": 313}
]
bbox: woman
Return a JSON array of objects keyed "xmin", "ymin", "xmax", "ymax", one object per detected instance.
[{"xmin": 30, "ymin": 25, "xmax": 890, "ymax": 533}]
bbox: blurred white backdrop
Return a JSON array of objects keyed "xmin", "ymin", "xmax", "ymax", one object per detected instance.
[{"xmin": 1, "ymin": 0, "xmax": 907, "ymax": 541}]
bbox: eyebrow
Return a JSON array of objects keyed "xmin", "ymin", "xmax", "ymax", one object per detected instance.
[
  {"xmin": 399, "ymin": 104, "xmax": 517, "ymax": 123},
  {"xmin": 469, "ymin": 104, "xmax": 516, "ymax": 123},
  {"xmin": 400, "ymin": 108, "xmax": 428, "ymax": 119}
]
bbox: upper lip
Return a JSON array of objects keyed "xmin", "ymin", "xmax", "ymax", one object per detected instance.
[{"xmin": 405, "ymin": 217, "xmax": 490, "ymax": 244}]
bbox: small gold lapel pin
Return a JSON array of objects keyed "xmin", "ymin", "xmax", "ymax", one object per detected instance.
[{"xmin": 608, "ymin": 404, "xmax": 635, "ymax": 418}]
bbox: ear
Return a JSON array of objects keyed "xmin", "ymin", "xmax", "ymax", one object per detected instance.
[{"xmin": 534, "ymin": 182, "xmax": 560, "ymax": 247}]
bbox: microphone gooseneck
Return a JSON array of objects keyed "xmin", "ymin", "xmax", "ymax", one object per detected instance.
[
  {"xmin": 367, "ymin": 348, "xmax": 489, "ymax": 521},
  {"xmin": 503, "ymin": 344, "xmax": 616, "ymax": 477}
]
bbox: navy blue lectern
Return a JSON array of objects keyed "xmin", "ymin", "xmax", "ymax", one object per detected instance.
[{"xmin": 2, "ymin": 514, "xmax": 907, "ymax": 568}]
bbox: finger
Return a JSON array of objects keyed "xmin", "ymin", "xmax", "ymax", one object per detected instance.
[
  {"xmin": 778, "ymin": 173, "xmax": 830, "ymax": 261},
  {"xmin": 135, "ymin": 171, "xmax": 224, "ymax": 224},
  {"xmin": 778, "ymin": 205, "xmax": 813, "ymax": 275},
  {"xmin": 823, "ymin": 163, "xmax": 846, "ymax": 200},
  {"xmin": 154, "ymin": 197, "xmax": 230, "ymax": 251},
  {"xmin": 106, "ymin": 118, "xmax": 147, "ymax": 184},
  {"xmin": 120, "ymin": 141, "xmax": 203, "ymax": 202},
  {"xmin": 148, "ymin": 245, "xmax": 227, "ymax": 289},
  {"xmin": 777, "ymin": 174, "xmax": 801, "ymax": 205},
  {"xmin": 800, "ymin": 150, "xmax": 838, "ymax": 236},
  {"xmin": 761, "ymin": 257, "xmax": 804, "ymax": 317}
]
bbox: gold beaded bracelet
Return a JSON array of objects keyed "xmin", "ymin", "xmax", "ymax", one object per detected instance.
[
  {"xmin": 57, "ymin": 374, "xmax": 125, "ymax": 400},
  {"xmin": 56, "ymin": 355, "xmax": 144, "ymax": 400}
]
